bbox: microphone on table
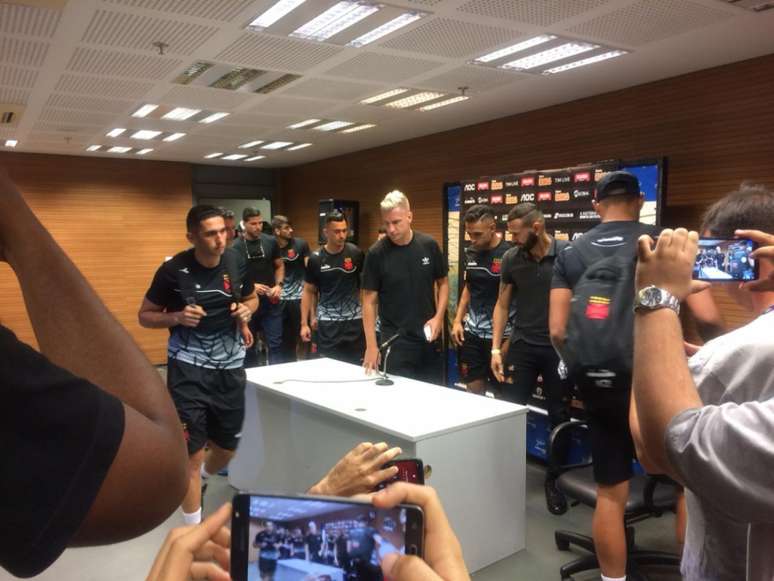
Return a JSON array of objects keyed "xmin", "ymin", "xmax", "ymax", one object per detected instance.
[{"xmin": 378, "ymin": 332, "xmax": 400, "ymax": 352}]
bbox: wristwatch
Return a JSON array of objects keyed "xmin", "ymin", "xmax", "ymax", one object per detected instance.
[{"xmin": 633, "ymin": 285, "xmax": 680, "ymax": 315}]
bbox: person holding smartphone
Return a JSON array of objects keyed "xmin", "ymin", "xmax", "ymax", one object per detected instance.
[{"xmin": 630, "ymin": 185, "xmax": 774, "ymax": 581}]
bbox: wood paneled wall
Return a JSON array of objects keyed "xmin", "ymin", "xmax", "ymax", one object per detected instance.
[
  {"xmin": 0, "ymin": 152, "xmax": 193, "ymax": 363},
  {"xmin": 279, "ymin": 53, "xmax": 774, "ymax": 330}
]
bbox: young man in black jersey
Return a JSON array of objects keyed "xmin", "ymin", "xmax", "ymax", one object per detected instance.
[
  {"xmin": 451, "ymin": 205, "xmax": 513, "ymax": 395},
  {"xmin": 233, "ymin": 207, "xmax": 284, "ymax": 366},
  {"xmin": 139, "ymin": 205, "xmax": 257, "ymax": 526},
  {"xmin": 254, "ymin": 520, "xmax": 281, "ymax": 581},
  {"xmin": 362, "ymin": 190, "xmax": 449, "ymax": 384},
  {"xmin": 273, "ymin": 215, "xmax": 310, "ymax": 363},
  {"xmin": 301, "ymin": 211, "xmax": 365, "ymax": 365}
]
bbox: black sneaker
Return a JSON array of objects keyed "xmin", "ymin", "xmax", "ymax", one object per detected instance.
[{"xmin": 544, "ymin": 476, "xmax": 568, "ymax": 515}]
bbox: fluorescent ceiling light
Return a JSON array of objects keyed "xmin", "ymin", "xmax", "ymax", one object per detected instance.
[
  {"xmin": 222, "ymin": 154, "xmax": 248, "ymax": 161},
  {"xmin": 4, "ymin": 139, "xmax": 18, "ymax": 147},
  {"xmin": 162, "ymin": 107, "xmax": 201, "ymax": 121},
  {"xmin": 360, "ymin": 88, "xmax": 408, "ymax": 104},
  {"xmin": 173, "ymin": 61, "xmax": 213, "ymax": 85},
  {"xmin": 132, "ymin": 104, "xmax": 158, "ymax": 118},
  {"xmin": 261, "ymin": 141, "xmax": 293, "ymax": 150},
  {"xmin": 239, "ymin": 140, "xmax": 265, "ymax": 148},
  {"xmin": 419, "ymin": 95, "xmax": 469, "ymax": 111},
  {"xmin": 131, "ymin": 130, "xmax": 162, "ymax": 140},
  {"xmin": 199, "ymin": 112, "xmax": 229, "ymax": 124},
  {"xmin": 210, "ymin": 68, "xmax": 262, "ymax": 90},
  {"xmin": 136, "ymin": 148, "xmax": 153, "ymax": 155},
  {"xmin": 348, "ymin": 12, "xmax": 422, "ymax": 47},
  {"xmin": 542, "ymin": 50, "xmax": 628, "ymax": 74},
  {"xmin": 246, "ymin": 155, "xmax": 266, "ymax": 161},
  {"xmin": 384, "ymin": 91, "xmax": 445, "ymax": 109},
  {"xmin": 106, "ymin": 128, "xmax": 126, "ymax": 137},
  {"xmin": 474, "ymin": 35, "xmax": 557, "ymax": 64},
  {"xmin": 340, "ymin": 123, "xmax": 376, "ymax": 133},
  {"xmin": 287, "ymin": 143, "xmax": 312, "ymax": 150},
  {"xmin": 108, "ymin": 146, "xmax": 131, "ymax": 153},
  {"xmin": 501, "ymin": 42, "xmax": 598, "ymax": 70},
  {"xmin": 288, "ymin": 118, "xmax": 320, "ymax": 129},
  {"xmin": 313, "ymin": 120, "xmax": 353, "ymax": 131},
  {"xmin": 292, "ymin": 1, "xmax": 380, "ymax": 42},
  {"xmin": 86, "ymin": 145, "xmax": 101, "ymax": 151},
  {"xmin": 163, "ymin": 132, "xmax": 186, "ymax": 142},
  {"xmin": 204, "ymin": 152, "xmax": 222, "ymax": 159},
  {"xmin": 249, "ymin": 0, "xmax": 308, "ymax": 29}
]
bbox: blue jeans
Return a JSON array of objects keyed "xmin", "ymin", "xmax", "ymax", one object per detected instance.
[{"xmin": 246, "ymin": 299, "xmax": 282, "ymax": 366}]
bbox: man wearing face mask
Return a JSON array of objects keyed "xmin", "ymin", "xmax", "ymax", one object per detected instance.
[{"xmin": 491, "ymin": 202, "xmax": 571, "ymax": 513}]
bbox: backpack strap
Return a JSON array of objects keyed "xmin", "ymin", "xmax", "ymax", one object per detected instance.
[
  {"xmin": 222, "ymin": 248, "xmax": 242, "ymax": 302},
  {"xmin": 174, "ymin": 255, "xmax": 198, "ymax": 306}
]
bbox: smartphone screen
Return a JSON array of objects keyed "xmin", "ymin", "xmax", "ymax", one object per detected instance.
[
  {"xmin": 694, "ymin": 238, "xmax": 758, "ymax": 281},
  {"xmin": 231, "ymin": 493, "xmax": 423, "ymax": 581},
  {"xmin": 374, "ymin": 459, "xmax": 425, "ymax": 491}
]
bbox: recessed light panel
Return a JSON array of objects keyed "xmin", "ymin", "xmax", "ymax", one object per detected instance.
[
  {"xmin": 199, "ymin": 112, "xmax": 229, "ymax": 124},
  {"xmin": 106, "ymin": 128, "xmax": 126, "ymax": 137},
  {"xmin": 474, "ymin": 35, "xmax": 557, "ymax": 64},
  {"xmin": 246, "ymin": 155, "xmax": 266, "ymax": 161},
  {"xmin": 287, "ymin": 143, "xmax": 312, "ymax": 150},
  {"xmin": 204, "ymin": 152, "xmax": 223, "ymax": 159},
  {"xmin": 108, "ymin": 146, "xmax": 131, "ymax": 153},
  {"xmin": 348, "ymin": 12, "xmax": 423, "ymax": 48},
  {"xmin": 542, "ymin": 50, "xmax": 628, "ymax": 74},
  {"xmin": 384, "ymin": 92, "xmax": 445, "ymax": 109},
  {"xmin": 136, "ymin": 148, "xmax": 154, "ymax": 155},
  {"xmin": 249, "ymin": 0, "xmax": 308, "ymax": 29},
  {"xmin": 360, "ymin": 88, "xmax": 408, "ymax": 104},
  {"xmin": 86, "ymin": 145, "xmax": 101, "ymax": 151},
  {"xmin": 288, "ymin": 119, "xmax": 321, "ymax": 129},
  {"xmin": 131, "ymin": 130, "xmax": 162, "ymax": 140},
  {"xmin": 162, "ymin": 107, "xmax": 201, "ymax": 121},
  {"xmin": 501, "ymin": 42, "xmax": 598, "ymax": 70},
  {"xmin": 4, "ymin": 139, "xmax": 18, "ymax": 147},
  {"xmin": 419, "ymin": 96, "xmax": 469, "ymax": 112},
  {"xmin": 261, "ymin": 141, "xmax": 293, "ymax": 150},
  {"xmin": 340, "ymin": 124, "xmax": 376, "ymax": 133},
  {"xmin": 239, "ymin": 140, "xmax": 265, "ymax": 148},
  {"xmin": 292, "ymin": 1, "xmax": 380, "ymax": 42},
  {"xmin": 222, "ymin": 154, "xmax": 248, "ymax": 161},
  {"xmin": 173, "ymin": 61, "xmax": 213, "ymax": 85},
  {"xmin": 132, "ymin": 104, "xmax": 158, "ymax": 118},
  {"xmin": 313, "ymin": 121, "xmax": 353, "ymax": 131},
  {"xmin": 163, "ymin": 133, "xmax": 186, "ymax": 142}
]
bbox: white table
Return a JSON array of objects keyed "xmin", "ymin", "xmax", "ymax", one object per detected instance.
[{"xmin": 230, "ymin": 358, "xmax": 528, "ymax": 573}]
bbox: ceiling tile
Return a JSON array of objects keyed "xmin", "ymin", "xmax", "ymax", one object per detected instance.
[
  {"xmin": 419, "ymin": 65, "xmax": 526, "ymax": 93},
  {"xmin": 227, "ymin": 112, "xmax": 300, "ymax": 128},
  {"xmin": 0, "ymin": 2, "xmax": 62, "ymax": 38},
  {"xmin": 45, "ymin": 93, "xmax": 134, "ymax": 114},
  {"xmin": 159, "ymin": 84, "xmax": 257, "ymax": 110},
  {"xmin": 458, "ymin": 0, "xmax": 613, "ymax": 26},
  {"xmin": 217, "ymin": 32, "xmax": 344, "ymax": 73},
  {"xmin": 0, "ymin": 65, "xmax": 39, "ymax": 89},
  {"xmin": 0, "ymin": 37, "xmax": 50, "ymax": 67},
  {"xmin": 249, "ymin": 96, "xmax": 336, "ymax": 116},
  {"xmin": 38, "ymin": 108, "xmax": 116, "ymax": 126},
  {"xmin": 566, "ymin": 0, "xmax": 735, "ymax": 46},
  {"xmin": 54, "ymin": 73, "xmax": 154, "ymax": 99},
  {"xmin": 66, "ymin": 47, "xmax": 182, "ymax": 79},
  {"xmin": 382, "ymin": 17, "xmax": 522, "ymax": 58},
  {"xmin": 325, "ymin": 52, "xmax": 443, "ymax": 83},
  {"xmin": 281, "ymin": 78, "xmax": 383, "ymax": 101},
  {"xmin": 81, "ymin": 9, "xmax": 220, "ymax": 55},
  {"xmin": 102, "ymin": 0, "xmax": 256, "ymax": 21},
  {"xmin": 0, "ymin": 87, "xmax": 30, "ymax": 105}
]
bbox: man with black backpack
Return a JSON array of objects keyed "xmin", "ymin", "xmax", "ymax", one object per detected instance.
[
  {"xmin": 139, "ymin": 205, "xmax": 258, "ymax": 526},
  {"xmin": 549, "ymin": 171, "xmax": 658, "ymax": 581}
]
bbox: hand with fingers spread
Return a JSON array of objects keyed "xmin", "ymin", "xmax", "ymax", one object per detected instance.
[
  {"xmin": 736, "ymin": 229, "xmax": 774, "ymax": 292},
  {"xmin": 636, "ymin": 228, "xmax": 710, "ymax": 301},
  {"xmin": 147, "ymin": 502, "xmax": 232, "ymax": 581},
  {"xmin": 373, "ymin": 483, "xmax": 469, "ymax": 581},
  {"xmin": 308, "ymin": 442, "xmax": 402, "ymax": 497}
]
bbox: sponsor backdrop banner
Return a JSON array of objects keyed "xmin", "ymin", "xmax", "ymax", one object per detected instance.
[{"xmin": 443, "ymin": 158, "xmax": 664, "ymax": 390}]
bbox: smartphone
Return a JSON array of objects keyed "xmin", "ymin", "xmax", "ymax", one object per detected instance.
[
  {"xmin": 694, "ymin": 238, "xmax": 758, "ymax": 281},
  {"xmin": 231, "ymin": 493, "xmax": 424, "ymax": 581},
  {"xmin": 374, "ymin": 459, "xmax": 425, "ymax": 491}
]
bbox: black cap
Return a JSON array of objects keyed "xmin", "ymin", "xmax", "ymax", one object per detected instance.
[{"xmin": 595, "ymin": 171, "xmax": 641, "ymax": 201}]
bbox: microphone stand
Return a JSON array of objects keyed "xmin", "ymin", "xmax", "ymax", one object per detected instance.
[{"xmin": 375, "ymin": 345, "xmax": 394, "ymax": 386}]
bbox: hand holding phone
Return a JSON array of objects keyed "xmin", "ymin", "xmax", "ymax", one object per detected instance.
[
  {"xmin": 693, "ymin": 237, "xmax": 758, "ymax": 282},
  {"xmin": 374, "ymin": 459, "xmax": 425, "ymax": 491},
  {"xmin": 231, "ymin": 493, "xmax": 424, "ymax": 581}
]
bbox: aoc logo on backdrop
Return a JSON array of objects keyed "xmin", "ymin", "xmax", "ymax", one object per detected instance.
[
  {"xmin": 520, "ymin": 193, "xmax": 535, "ymax": 202},
  {"xmin": 464, "ymin": 183, "xmax": 476, "ymax": 192}
]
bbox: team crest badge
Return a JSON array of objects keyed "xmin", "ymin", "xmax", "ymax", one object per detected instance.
[
  {"xmin": 343, "ymin": 257, "xmax": 354, "ymax": 271},
  {"xmin": 223, "ymin": 273, "xmax": 231, "ymax": 292},
  {"xmin": 491, "ymin": 258, "xmax": 502, "ymax": 274},
  {"xmin": 288, "ymin": 248, "xmax": 297, "ymax": 259}
]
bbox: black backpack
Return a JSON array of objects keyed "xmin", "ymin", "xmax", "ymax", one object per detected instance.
[{"xmin": 563, "ymin": 229, "xmax": 647, "ymax": 390}]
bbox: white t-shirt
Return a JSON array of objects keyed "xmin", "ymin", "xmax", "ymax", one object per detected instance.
[{"xmin": 666, "ymin": 309, "xmax": 774, "ymax": 581}]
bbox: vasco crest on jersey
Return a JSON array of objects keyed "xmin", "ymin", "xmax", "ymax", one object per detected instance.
[
  {"xmin": 491, "ymin": 258, "xmax": 502, "ymax": 274},
  {"xmin": 343, "ymin": 257, "xmax": 354, "ymax": 271},
  {"xmin": 223, "ymin": 273, "xmax": 232, "ymax": 293},
  {"xmin": 287, "ymin": 248, "xmax": 297, "ymax": 259}
]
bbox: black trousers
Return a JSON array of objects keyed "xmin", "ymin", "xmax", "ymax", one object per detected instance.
[
  {"xmin": 386, "ymin": 338, "xmax": 443, "ymax": 385},
  {"xmin": 504, "ymin": 340, "xmax": 571, "ymax": 428},
  {"xmin": 279, "ymin": 299, "xmax": 301, "ymax": 363}
]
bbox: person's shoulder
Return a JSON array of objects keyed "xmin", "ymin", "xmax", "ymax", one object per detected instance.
[
  {"xmin": 162, "ymin": 248, "xmax": 194, "ymax": 273},
  {"xmin": 502, "ymin": 245, "xmax": 522, "ymax": 262},
  {"xmin": 367, "ymin": 238, "xmax": 387, "ymax": 255},
  {"xmin": 414, "ymin": 230, "xmax": 440, "ymax": 248},
  {"xmin": 296, "ymin": 237, "xmax": 309, "ymax": 249}
]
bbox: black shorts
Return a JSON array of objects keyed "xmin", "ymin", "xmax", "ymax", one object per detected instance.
[
  {"xmin": 258, "ymin": 557, "xmax": 277, "ymax": 574},
  {"xmin": 458, "ymin": 331, "xmax": 495, "ymax": 383},
  {"xmin": 580, "ymin": 383, "xmax": 635, "ymax": 485},
  {"xmin": 167, "ymin": 358, "xmax": 246, "ymax": 455},
  {"xmin": 317, "ymin": 319, "xmax": 365, "ymax": 365},
  {"xmin": 388, "ymin": 337, "xmax": 443, "ymax": 385}
]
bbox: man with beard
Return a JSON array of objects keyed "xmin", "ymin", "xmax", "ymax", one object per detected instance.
[
  {"xmin": 273, "ymin": 215, "xmax": 310, "ymax": 363},
  {"xmin": 491, "ymin": 202, "xmax": 571, "ymax": 514}
]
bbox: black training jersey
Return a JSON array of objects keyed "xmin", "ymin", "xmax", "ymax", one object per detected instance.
[
  {"xmin": 279, "ymin": 237, "xmax": 310, "ymax": 301},
  {"xmin": 233, "ymin": 233, "xmax": 280, "ymax": 288},
  {"xmin": 1, "ymin": 325, "xmax": 124, "ymax": 578},
  {"xmin": 254, "ymin": 531, "xmax": 280, "ymax": 560},
  {"xmin": 463, "ymin": 238, "xmax": 515, "ymax": 339},
  {"xmin": 552, "ymin": 221, "xmax": 661, "ymax": 291},
  {"xmin": 306, "ymin": 532, "xmax": 323, "ymax": 557},
  {"xmin": 362, "ymin": 231, "xmax": 448, "ymax": 343},
  {"xmin": 306, "ymin": 242, "xmax": 364, "ymax": 321},
  {"xmin": 347, "ymin": 526, "xmax": 377, "ymax": 560},
  {"xmin": 145, "ymin": 247, "xmax": 253, "ymax": 369}
]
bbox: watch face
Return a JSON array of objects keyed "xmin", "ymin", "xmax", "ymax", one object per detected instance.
[{"xmin": 642, "ymin": 286, "xmax": 663, "ymax": 307}]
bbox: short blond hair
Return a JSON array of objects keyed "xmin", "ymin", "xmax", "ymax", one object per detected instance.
[{"xmin": 380, "ymin": 190, "xmax": 410, "ymax": 213}]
